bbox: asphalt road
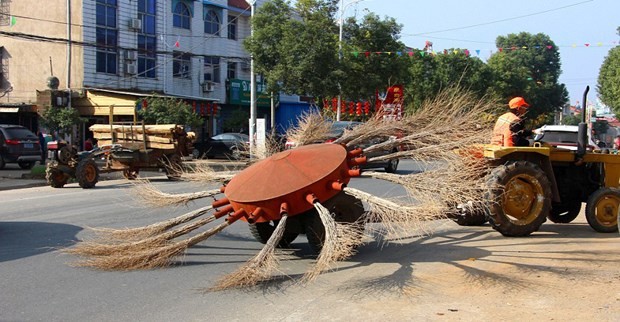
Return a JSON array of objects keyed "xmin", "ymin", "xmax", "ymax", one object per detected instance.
[{"xmin": 1, "ymin": 160, "xmax": 619, "ymax": 321}]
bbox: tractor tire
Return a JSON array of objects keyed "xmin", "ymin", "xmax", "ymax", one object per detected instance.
[
  {"xmin": 484, "ymin": 161, "xmax": 551, "ymax": 237},
  {"xmin": 585, "ymin": 188, "xmax": 620, "ymax": 233},
  {"xmin": 248, "ymin": 219, "xmax": 299, "ymax": 248},
  {"xmin": 164, "ymin": 154, "xmax": 182, "ymax": 181},
  {"xmin": 76, "ymin": 159, "xmax": 99, "ymax": 189},
  {"xmin": 385, "ymin": 158, "xmax": 399, "ymax": 173},
  {"xmin": 45, "ymin": 167, "xmax": 68, "ymax": 188},
  {"xmin": 548, "ymin": 201, "xmax": 581, "ymax": 223},
  {"xmin": 302, "ymin": 191, "xmax": 366, "ymax": 253},
  {"xmin": 452, "ymin": 208, "xmax": 488, "ymax": 226}
]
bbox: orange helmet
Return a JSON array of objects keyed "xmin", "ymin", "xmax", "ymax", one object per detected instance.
[{"xmin": 509, "ymin": 97, "xmax": 530, "ymax": 109}]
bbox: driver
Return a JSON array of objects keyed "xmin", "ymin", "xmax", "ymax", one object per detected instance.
[{"xmin": 490, "ymin": 97, "xmax": 532, "ymax": 147}]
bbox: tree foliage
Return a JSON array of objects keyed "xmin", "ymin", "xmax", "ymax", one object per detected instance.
[
  {"xmin": 405, "ymin": 50, "xmax": 493, "ymax": 111},
  {"xmin": 487, "ymin": 32, "xmax": 568, "ymax": 125},
  {"xmin": 244, "ymin": 0, "xmax": 340, "ymax": 97},
  {"xmin": 597, "ymin": 45, "xmax": 620, "ymax": 116},
  {"xmin": 39, "ymin": 106, "xmax": 85, "ymax": 136},
  {"xmin": 340, "ymin": 13, "xmax": 409, "ymax": 101},
  {"xmin": 136, "ymin": 97, "xmax": 201, "ymax": 128}
]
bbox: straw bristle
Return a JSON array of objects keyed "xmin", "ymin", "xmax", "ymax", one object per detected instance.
[
  {"xmin": 285, "ymin": 111, "xmax": 332, "ymax": 147},
  {"xmin": 302, "ymin": 203, "xmax": 365, "ymax": 282},
  {"xmin": 131, "ymin": 180, "xmax": 221, "ymax": 207},
  {"xmin": 67, "ymin": 213, "xmax": 218, "ymax": 257},
  {"xmin": 343, "ymin": 187, "xmax": 443, "ymax": 239},
  {"xmin": 72, "ymin": 221, "xmax": 230, "ymax": 270},
  {"xmin": 179, "ymin": 162, "xmax": 238, "ymax": 183},
  {"xmin": 88, "ymin": 205, "xmax": 214, "ymax": 242},
  {"xmin": 209, "ymin": 215, "xmax": 289, "ymax": 291}
]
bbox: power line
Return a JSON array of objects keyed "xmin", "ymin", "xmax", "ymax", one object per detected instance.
[{"xmin": 403, "ymin": 0, "xmax": 594, "ymax": 37}]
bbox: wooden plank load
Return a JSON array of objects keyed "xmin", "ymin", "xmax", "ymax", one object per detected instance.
[{"xmin": 90, "ymin": 124, "xmax": 181, "ymax": 150}]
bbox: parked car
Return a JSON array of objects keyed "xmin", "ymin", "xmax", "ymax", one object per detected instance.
[
  {"xmin": 534, "ymin": 125, "xmax": 597, "ymax": 150},
  {"xmin": 192, "ymin": 133, "xmax": 250, "ymax": 160},
  {"xmin": 286, "ymin": 121, "xmax": 400, "ymax": 173},
  {"xmin": 0, "ymin": 124, "xmax": 42, "ymax": 169}
]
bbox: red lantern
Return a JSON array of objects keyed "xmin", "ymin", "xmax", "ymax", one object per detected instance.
[
  {"xmin": 213, "ymin": 102, "xmax": 219, "ymax": 117},
  {"xmin": 348, "ymin": 102, "xmax": 354, "ymax": 116},
  {"xmin": 332, "ymin": 97, "xmax": 338, "ymax": 112},
  {"xmin": 356, "ymin": 102, "xmax": 362, "ymax": 116},
  {"xmin": 364, "ymin": 101, "xmax": 370, "ymax": 115}
]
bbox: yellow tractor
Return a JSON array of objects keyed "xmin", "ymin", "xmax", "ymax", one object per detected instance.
[{"xmin": 479, "ymin": 86, "xmax": 619, "ymax": 236}]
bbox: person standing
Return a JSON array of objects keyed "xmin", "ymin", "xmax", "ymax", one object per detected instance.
[
  {"xmin": 491, "ymin": 97, "xmax": 533, "ymax": 147},
  {"xmin": 37, "ymin": 130, "xmax": 46, "ymax": 164}
]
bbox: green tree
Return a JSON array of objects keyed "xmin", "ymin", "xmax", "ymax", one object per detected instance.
[
  {"xmin": 340, "ymin": 13, "xmax": 410, "ymax": 102},
  {"xmin": 244, "ymin": 0, "xmax": 340, "ymax": 97},
  {"xmin": 597, "ymin": 43, "xmax": 620, "ymax": 116},
  {"xmin": 487, "ymin": 32, "xmax": 568, "ymax": 125},
  {"xmin": 39, "ymin": 106, "xmax": 85, "ymax": 137},
  {"xmin": 136, "ymin": 97, "xmax": 201, "ymax": 128},
  {"xmin": 404, "ymin": 49, "xmax": 493, "ymax": 112},
  {"xmin": 560, "ymin": 114, "xmax": 581, "ymax": 125}
]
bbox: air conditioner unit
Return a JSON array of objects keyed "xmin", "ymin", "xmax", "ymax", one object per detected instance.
[
  {"xmin": 240, "ymin": 61, "xmax": 250, "ymax": 71},
  {"xmin": 128, "ymin": 18, "xmax": 142, "ymax": 31},
  {"xmin": 202, "ymin": 81, "xmax": 214, "ymax": 92},
  {"xmin": 125, "ymin": 62, "xmax": 137, "ymax": 75},
  {"xmin": 124, "ymin": 50, "xmax": 138, "ymax": 61}
]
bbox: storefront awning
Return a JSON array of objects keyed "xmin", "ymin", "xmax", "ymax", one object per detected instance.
[{"xmin": 74, "ymin": 88, "xmax": 219, "ymax": 117}]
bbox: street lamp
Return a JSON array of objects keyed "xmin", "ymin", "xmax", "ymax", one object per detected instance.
[
  {"xmin": 337, "ymin": 0, "xmax": 364, "ymax": 121},
  {"xmin": 246, "ymin": 0, "xmax": 257, "ymax": 157}
]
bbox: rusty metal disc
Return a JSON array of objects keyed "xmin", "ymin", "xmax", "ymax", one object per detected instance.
[{"xmin": 224, "ymin": 143, "xmax": 351, "ymax": 219}]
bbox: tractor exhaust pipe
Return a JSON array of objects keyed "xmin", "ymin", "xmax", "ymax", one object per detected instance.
[{"xmin": 577, "ymin": 86, "xmax": 590, "ymax": 157}]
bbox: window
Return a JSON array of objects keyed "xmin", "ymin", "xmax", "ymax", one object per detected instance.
[
  {"xmin": 138, "ymin": 0, "xmax": 156, "ymax": 78},
  {"xmin": 173, "ymin": 52, "xmax": 191, "ymax": 79},
  {"xmin": 96, "ymin": 0, "xmax": 118, "ymax": 74},
  {"xmin": 204, "ymin": 7, "xmax": 221, "ymax": 35},
  {"xmin": 204, "ymin": 56, "xmax": 220, "ymax": 83},
  {"xmin": 227, "ymin": 62, "xmax": 236, "ymax": 80},
  {"xmin": 173, "ymin": 2, "xmax": 190, "ymax": 29},
  {"xmin": 0, "ymin": 0, "xmax": 10, "ymax": 26},
  {"xmin": 227, "ymin": 15, "xmax": 236, "ymax": 40}
]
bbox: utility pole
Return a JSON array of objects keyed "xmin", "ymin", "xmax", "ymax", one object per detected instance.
[
  {"xmin": 337, "ymin": 0, "xmax": 364, "ymax": 121},
  {"xmin": 246, "ymin": 0, "xmax": 257, "ymax": 157}
]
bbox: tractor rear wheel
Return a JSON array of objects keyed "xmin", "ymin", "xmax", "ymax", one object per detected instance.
[
  {"xmin": 585, "ymin": 188, "xmax": 620, "ymax": 233},
  {"xmin": 248, "ymin": 219, "xmax": 299, "ymax": 248},
  {"xmin": 76, "ymin": 159, "xmax": 99, "ymax": 189},
  {"xmin": 484, "ymin": 161, "xmax": 551, "ymax": 237},
  {"xmin": 45, "ymin": 166, "xmax": 68, "ymax": 188},
  {"xmin": 548, "ymin": 201, "xmax": 581, "ymax": 223},
  {"xmin": 302, "ymin": 191, "xmax": 366, "ymax": 253}
]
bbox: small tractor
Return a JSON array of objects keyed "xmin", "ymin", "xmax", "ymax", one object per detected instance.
[
  {"xmin": 459, "ymin": 86, "xmax": 619, "ymax": 236},
  {"xmin": 45, "ymin": 124, "xmax": 189, "ymax": 188}
]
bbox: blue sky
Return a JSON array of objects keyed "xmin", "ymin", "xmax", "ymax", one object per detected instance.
[{"xmin": 345, "ymin": 0, "xmax": 618, "ymax": 105}]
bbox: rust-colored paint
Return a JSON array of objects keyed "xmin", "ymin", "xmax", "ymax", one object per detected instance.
[{"xmin": 224, "ymin": 144, "xmax": 359, "ymax": 222}]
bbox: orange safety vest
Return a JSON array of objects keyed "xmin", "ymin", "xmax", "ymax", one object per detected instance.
[{"xmin": 491, "ymin": 112, "xmax": 521, "ymax": 146}]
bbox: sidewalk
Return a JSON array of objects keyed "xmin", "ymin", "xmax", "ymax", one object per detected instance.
[{"xmin": 0, "ymin": 160, "xmax": 247, "ymax": 191}]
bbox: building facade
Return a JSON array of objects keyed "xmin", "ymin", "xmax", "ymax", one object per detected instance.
[{"xmin": 0, "ymin": 0, "xmax": 272, "ymax": 142}]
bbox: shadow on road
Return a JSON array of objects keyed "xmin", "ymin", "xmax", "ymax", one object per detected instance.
[
  {"xmin": 0, "ymin": 221, "xmax": 82, "ymax": 262},
  {"xmin": 196, "ymin": 220, "xmax": 620, "ymax": 294}
]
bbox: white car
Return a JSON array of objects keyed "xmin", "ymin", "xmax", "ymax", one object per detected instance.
[{"xmin": 534, "ymin": 125, "xmax": 597, "ymax": 150}]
